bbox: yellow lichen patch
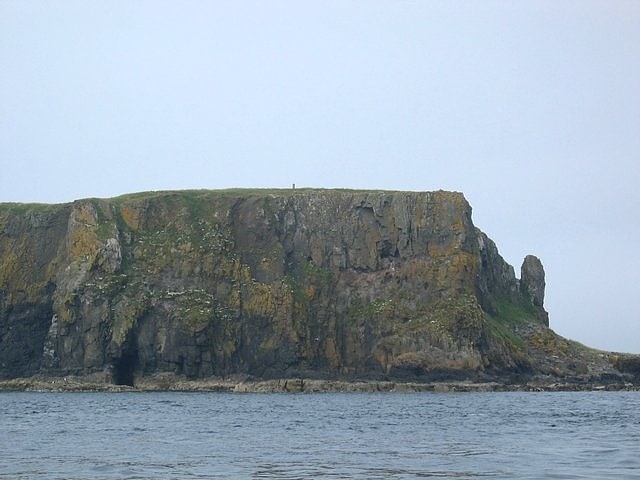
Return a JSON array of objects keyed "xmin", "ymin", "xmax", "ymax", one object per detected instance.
[
  {"xmin": 304, "ymin": 285, "xmax": 316, "ymax": 300},
  {"xmin": 0, "ymin": 239, "xmax": 52, "ymax": 301},
  {"xmin": 397, "ymin": 253, "xmax": 478, "ymax": 297},
  {"xmin": 528, "ymin": 328, "xmax": 571, "ymax": 356},
  {"xmin": 0, "ymin": 249, "xmax": 19, "ymax": 287},
  {"xmin": 68, "ymin": 229, "xmax": 100, "ymax": 261},
  {"xmin": 247, "ymin": 281, "xmax": 296, "ymax": 349},
  {"xmin": 119, "ymin": 205, "xmax": 141, "ymax": 231},
  {"xmin": 446, "ymin": 252, "xmax": 478, "ymax": 293},
  {"xmin": 67, "ymin": 204, "xmax": 101, "ymax": 261},
  {"xmin": 243, "ymin": 284, "xmax": 273, "ymax": 317}
]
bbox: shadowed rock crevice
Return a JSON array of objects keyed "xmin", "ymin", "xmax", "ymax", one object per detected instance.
[
  {"xmin": 0, "ymin": 300, "xmax": 53, "ymax": 378},
  {"xmin": 112, "ymin": 341, "xmax": 139, "ymax": 386}
]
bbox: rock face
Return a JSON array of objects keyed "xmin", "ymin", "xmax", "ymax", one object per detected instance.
[
  {"xmin": 0, "ymin": 189, "xmax": 632, "ymax": 385},
  {"xmin": 520, "ymin": 255, "xmax": 548, "ymax": 326},
  {"xmin": 521, "ymin": 255, "xmax": 545, "ymax": 307}
]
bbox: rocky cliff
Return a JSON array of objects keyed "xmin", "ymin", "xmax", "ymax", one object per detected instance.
[{"xmin": 0, "ymin": 189, "xmax": 635, "ymax": 386}]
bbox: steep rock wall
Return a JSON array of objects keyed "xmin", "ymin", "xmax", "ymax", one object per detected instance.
[{"xmin": 0, "ymin": 190, "xmax": 555, "ymax": 383}]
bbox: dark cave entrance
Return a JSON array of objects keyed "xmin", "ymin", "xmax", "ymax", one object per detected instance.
[{"xmin": 112, "ymin": 347, "xmax": 139, "ymax": 387}]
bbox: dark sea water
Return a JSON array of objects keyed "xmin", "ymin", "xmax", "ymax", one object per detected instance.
[{"xmin": 1, "ymin": 391, "xmax": 639, "ymax": 479}]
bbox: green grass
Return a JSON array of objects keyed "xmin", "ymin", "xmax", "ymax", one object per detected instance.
[
  {"xmin": 483, "ymin": 292, "xmax": 540, "ymax": 349},
  {"xmin": 301, "ymin": 261, "xmax": 332, "ymax": 282},
  {"xmin": 485, "ymin": 315, "xmax": 525, "ymax": 349},
  {"xmin": 2, "ymin": 188, "xmax": 444, "ymax": 218},
  {"xmin": 93, "ymin": 188, "xmax": 430, "ymax": 206},
  {"xmin": 489, "ymin": 292, "xmax": 538, "ymax": 326},
  {"xmin": 0, "ymin": 202, "xmax": 66, "ymax": 215}
]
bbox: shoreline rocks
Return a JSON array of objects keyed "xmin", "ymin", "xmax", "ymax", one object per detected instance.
[{"xmin": 1, "ymin": 374, "xmax": 637, "ymax": 393}]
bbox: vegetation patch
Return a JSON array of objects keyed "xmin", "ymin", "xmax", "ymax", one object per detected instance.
[
  {"xmin": 527, "ymin": 328, "xmax": 571, "ymax": 356},
  {"xmin": 110, "ymin": 293, "xmax": 150, "ymax": 346},
  {"xmin": 393, "ymin": 294, "xmax": 486, "ymax": 346},
  {"xmin": 485, "ymin": 315, "xmax": 525, "ymax": 349},
  {"xmin": 489, "ymin": 292, "xmax": 538, "ymax": 326}
]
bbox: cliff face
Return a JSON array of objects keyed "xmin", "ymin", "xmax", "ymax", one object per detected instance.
[{"xmin": 0, "ymin": 189, "xmax": 628, "ymax": 384}]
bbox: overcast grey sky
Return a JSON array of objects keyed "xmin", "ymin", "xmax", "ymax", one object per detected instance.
[{"xmin": 1, "ymin": 1, "xmax": 639, "ymax": 353}]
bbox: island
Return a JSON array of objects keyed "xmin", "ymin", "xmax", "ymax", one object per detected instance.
[{"xmin": 1, "ymin": 189, "xmax": 638, "ymax": 392}]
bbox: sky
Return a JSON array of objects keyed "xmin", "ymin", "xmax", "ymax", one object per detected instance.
[{"xmin": 1, "ymin": 1, "xmax": 639, "ymax": 353}]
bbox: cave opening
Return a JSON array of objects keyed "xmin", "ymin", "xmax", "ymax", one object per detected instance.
[{"xmin": 112, "ymin": 347, "xmax": 139, "ymax": 387}]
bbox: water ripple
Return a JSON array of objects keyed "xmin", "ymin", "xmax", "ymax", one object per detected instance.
[{"xmin": 1, "ymin": 391, "xmax": 639, "ymax": 479}]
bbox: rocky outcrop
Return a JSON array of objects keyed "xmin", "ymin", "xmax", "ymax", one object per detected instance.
[
  {"xmin": 0, "ymin": 189, "xmax": 635, "ymax": 386},
  {"xmin": 520, "ymin": 255, "xmax": 548, "ymax": 326},
  {"xmin": 521, "ymin": 255, "xmax": 545, "ymax": 307}
]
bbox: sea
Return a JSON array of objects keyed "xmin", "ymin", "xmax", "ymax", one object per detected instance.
[{"xmin": 1, "ymin": 391, "xmax": 639, "ymax": 479}]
